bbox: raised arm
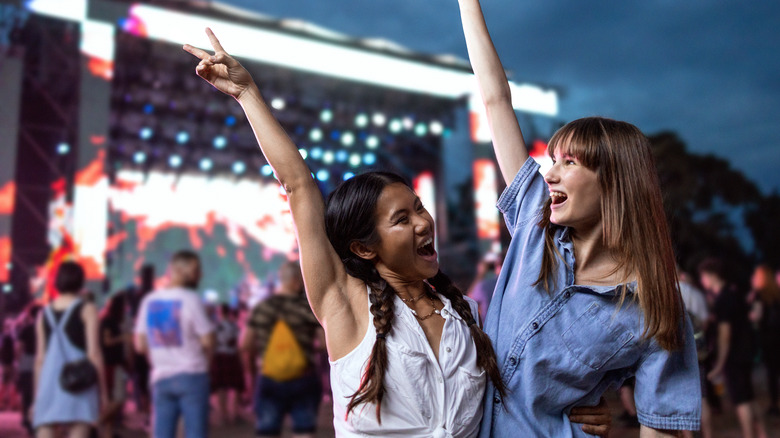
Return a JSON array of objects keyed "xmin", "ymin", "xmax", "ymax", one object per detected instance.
[
  {"xmin": 183, "ymin": 29, "xmax": 349, "ymax": 323},
  {"xmin": 457, "ymin": 0, "xmax": 528, "ymax": 183}
]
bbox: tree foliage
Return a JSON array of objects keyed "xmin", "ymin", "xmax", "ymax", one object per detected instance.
[{"xmin": 650, "ymin": 132, "xmax": 778, "ymax": 285}]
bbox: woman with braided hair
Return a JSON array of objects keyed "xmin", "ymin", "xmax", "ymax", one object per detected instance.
[{"xmin": 183, "ymin": 28, "xmax": 609, "ymax": 437}]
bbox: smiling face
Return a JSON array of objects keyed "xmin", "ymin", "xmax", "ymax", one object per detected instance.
[
  {"xmin": 366, "ymin": 183, "xmax": 438, "ymax": 283},
  {"xmin": 544, "ymin": 146, "xmax": 602, "ymax": 232}
]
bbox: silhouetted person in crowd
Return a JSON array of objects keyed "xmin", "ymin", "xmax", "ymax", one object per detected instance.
[
  {"xmin": 211, "ymin": 303, "xmax": 244, "ymax": 425},
  {"xmin": 16, "ymin": 303, "xmax": 41, "ymax": 435},
  {"xmin": 679, "ymin": 270, "xmax": 711, "ymax": 438},
  {"xmin": 134, "ymin": 250, "xmax": 214, "ymax": 438},
  {"xmin": 698, "ymin": 258, "xmax": 767, "ymax": 438},
  {"xmin": 466, "ymin": 250, "xmax": 504, "ymax": 323},
  {"xmin": 749, "ymin": 264, "xmax": 780, "ymax": 416},
  {"xmin": 127, "ymin": 264, "xmax": 154, "ymax": 422},
  {"xmin": 99, "ymin": 293, "xmax": 131, "ymax": 435},
  {"xmin": 1, "ymin": 318, "xmax": 17, "ymax": 409}
]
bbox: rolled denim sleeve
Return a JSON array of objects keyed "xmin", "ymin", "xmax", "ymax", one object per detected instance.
[
  {"xmin": 633, "ymin": 317, "xmax": 701, "ymax": 431},
  {"xmin": 496, "ymin": 157, "xmax": 549, "ymax": 237}
]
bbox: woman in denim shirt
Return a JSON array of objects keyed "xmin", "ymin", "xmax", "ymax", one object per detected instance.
[{"xmin": 456, "ymin": 1, "xmax": 701, "ymax": 436}]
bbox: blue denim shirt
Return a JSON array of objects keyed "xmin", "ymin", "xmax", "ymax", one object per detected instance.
[{"xmin": 478, "ymin": 157, "xmax": 701, "ymax": 437}]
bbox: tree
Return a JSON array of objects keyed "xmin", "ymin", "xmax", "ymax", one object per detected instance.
[{"xmin": 650, "ymin": 132, "xmax": 768, "ymax": 285}]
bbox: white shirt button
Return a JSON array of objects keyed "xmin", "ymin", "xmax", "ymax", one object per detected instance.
[
  {"xmin": 445, "ymin": 347, "xmax": 452, "ymax": 353},
  {"xmin": 442, "ymin": 309, "xmax": 449, "ymax": 316},
  {"xmin": 438, "ymin": 376, "xmax": 443, "ymax": 383}
]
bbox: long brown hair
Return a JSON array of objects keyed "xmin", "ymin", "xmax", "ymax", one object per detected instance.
[
  {"xmin": 535, "ymin": 117, "xmax": 684, "ymax": 351},
  {"xmin": 325, "ymin": 172, "xmax": 506, "ymax": 423},
  {"xmin": 754, "ymin": 264, "xmax": 780, "ymax": 306}
]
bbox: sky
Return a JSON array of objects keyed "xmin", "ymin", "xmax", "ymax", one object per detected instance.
[{"xmin": 220, "ymin": 0, "xmax": 780, "ymax": 194}]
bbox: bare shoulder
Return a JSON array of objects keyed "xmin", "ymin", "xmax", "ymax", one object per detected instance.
[{"xmin": 81, "ymin": 301, "xmax": 98, "ymax": 321}]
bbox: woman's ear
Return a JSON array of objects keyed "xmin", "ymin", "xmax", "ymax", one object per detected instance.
[{"xmin": 349, "ymin": 241, "xmax": 376, "ymax": 261}]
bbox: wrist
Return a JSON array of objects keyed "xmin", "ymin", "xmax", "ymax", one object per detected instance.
[{"xmin": 236, "ymin": 82, "xmax": 261, "ymax": 104}]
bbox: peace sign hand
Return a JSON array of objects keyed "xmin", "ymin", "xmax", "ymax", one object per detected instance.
[{"xmin": 183, "ymin": 27, "xmax": 255, "ymax": 100}]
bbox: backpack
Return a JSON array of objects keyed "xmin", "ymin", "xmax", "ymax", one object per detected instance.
[{"xmin": 261, "ymin": 319, "xmax": 307, "ymax": 382}]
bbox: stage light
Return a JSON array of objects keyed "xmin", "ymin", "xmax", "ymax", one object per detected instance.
[
  {"xmin": 213, "ymin": 135, "xmax": 227, "ymax": 149},
  {"xmin": 133, "ymin": 151, "xmax": 147, "ymax": 164},
  {"xmin": 310, "ymin": 128, "xmax": 323, "ymax": 142},
  {"xmin": 225, "ymin": 115, "xmax": 237, "ymax": 126},
  {"xmin": 372, "ymin": 113, "xmax": 386, "ymax": 127},
  {"xmin": 336, "ymin": 150, "xmax": 348, "ymax": 163},
  {"xmin": 355, "ymin": 113, "xmax": 369, "ymax": 128},
  {"xmin": 316, "ymin": 169, "xmax": 330, "ymax": 181},
  {"xmin": 430, "ymin": 120, "xmax": 444, "ymax": 135},
  {"xmin": 310, "ymin": 147, "xmax": 323, "ymax": 160},
  {"xmin": 199, "ymin": 158, "xmax": 213, "ymax": 171},
  {"xmin": 343, "ymin": 172, "xmax": 355, "ymax": 181},
  {"xmin": 261, "ymin": 164, "xmax": 273, "ymax": 176},
  {"xmin": 270, "ymin": 97, "xmax": 286, "ymax": 110},
  {"xmin": 169, "ymin": 154, "xmax": 182, "ymax": 168},
  {"xmin": 299, "ymin": 148, "xmax": 308, "ymax": 160},
  {"xmin": 414, "ymin": 123, "xmax": 428, "ymax": 137},
  {"xmin": 403, "ymin": 117, "xmax": 414, "ymax": 130},
  {"xmin": 143, "ymin": 103, "xmax": 154, "ymax": 114},
  {"xmin": 176, "ymin": 131, "xmax": 190, "ymax": 144},
  {"xmin": 56, "ymin": 142, "xmax": 70, "ymax": 155},
  {"xmin": 349, "ymin": 153, "xmax": 361, "ymax": 167},
  {"xmin": 363, "ymin": 152, "xmax": 377, "ymax": 166},
  {"xmin": 323, "ymin": 151, "xmax": 335, "ymax": 164},
  {"xmin": 232, "ymin": 161, "xmax": 246, "ymax": 174},
  {"xmin": 366, "ymin": 135, "xmax": 380, "ymax": 149},
  {"xmin": 330, "ymin": 130, "xmax": 341, "ymax": 141},
  {"xmin": 341, "ymin": 131, "xmax": 355, "ymax": 147},
  {"xmin": 2, "ymin": 284, "xmax": 11, "ymax": 294},
  {"xmin": 388, "ymin": 118, "xmax": 403, "ymax": 134},
  {"xmin": 320, "ymin": 109, "xmax": 334, "ymax": 124},
  {"xmin": 139, "ymin": 127, "xmax": 153, "ymax": 140},
  {"xmin": 204, "ymin": 289, "xmax": 220, "ymax": 303}
]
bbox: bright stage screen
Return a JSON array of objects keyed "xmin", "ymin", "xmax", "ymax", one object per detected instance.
[
  {"xmin": 107, "ymin": 170, "xmax": 296, "ymax": 299},
  {"xmin": 107, "ymin": 169, "xmax": 437, "ymax": 301}
]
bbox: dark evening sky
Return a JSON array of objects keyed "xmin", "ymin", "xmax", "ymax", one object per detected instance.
[{"xmin": 223, "ymin": 0, "xmax": 780, "ymax": 193}]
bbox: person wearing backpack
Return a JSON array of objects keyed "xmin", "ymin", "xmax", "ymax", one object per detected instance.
[
  {"xmin": 749, "ymin": 264, "xmax": 780, "ymax": 417},
  {"xmin": 241, "ymin": 261, "xmax": 323, "ymax": 438}
]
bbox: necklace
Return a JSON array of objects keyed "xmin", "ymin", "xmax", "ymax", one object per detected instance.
[
  {"xmin": 399, "ymin": 291, "xmax": 427, "ymax": 303},
  {"xmin": 409, "ymin": 296, "xmax": 442, "ymax": 321}
]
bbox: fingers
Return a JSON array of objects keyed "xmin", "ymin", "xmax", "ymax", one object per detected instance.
[
  {"xmin": 582, "ymin": 424, "xmax": 610, "ymax": 437},
  {"xmin": 182, "ymin": 44, "xmax": 210, "ymax": 61},
  {"xmin": 205, "ymin": 27, "xmax": 226, "ymax": 53},
  {"xmin": 570, "ymin": 405, "xmax": 606, "ymax": 415},
  {"xmin": 569, "ymin": 413, "xmax": 610, "ymax": 424}
]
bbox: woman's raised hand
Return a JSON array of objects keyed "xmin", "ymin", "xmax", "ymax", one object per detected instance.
[{"xmin": 183, "ymin": 28, "xmax": 255, "ymax": 100}]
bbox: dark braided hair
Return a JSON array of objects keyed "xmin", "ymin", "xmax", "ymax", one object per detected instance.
[
  {"xmin": 324, "ymin": 171, "xmax": 505, "ymax": 423},
  {"xmin": 428, "ymin": 271, "xmax": 506, "ymax": 398}
]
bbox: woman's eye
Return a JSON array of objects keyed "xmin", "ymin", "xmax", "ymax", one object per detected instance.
[{"xmin": 396, "ymin": 216, "xmax": 408, "ymax": 225}]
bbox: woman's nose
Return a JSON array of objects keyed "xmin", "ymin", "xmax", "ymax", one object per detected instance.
[
  {"xmin": 414, "ymin": 214, "xmax": 431, "ymax": 234},
  {"xmin": 544, "ymin": 164, "xmax": 559, "ymax": 184}
]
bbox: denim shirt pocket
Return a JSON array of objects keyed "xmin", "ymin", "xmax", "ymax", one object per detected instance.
[{"xmin": 561, "ymin": 302, "xmax": 634, "ymax": 370}]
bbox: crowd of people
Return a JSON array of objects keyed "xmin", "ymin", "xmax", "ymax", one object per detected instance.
[
  {"xmin": 0, "ymin": 257, "xmax": 778, "ymax": 437},
  {"xmin": 0, "ymin": 1, "xmax": 778, "ymax": 437}
]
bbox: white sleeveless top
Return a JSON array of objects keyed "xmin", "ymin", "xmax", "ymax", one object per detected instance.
[{"xmin": 329, "ymin": 287, "xmax": 486, "ymax": 438}]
